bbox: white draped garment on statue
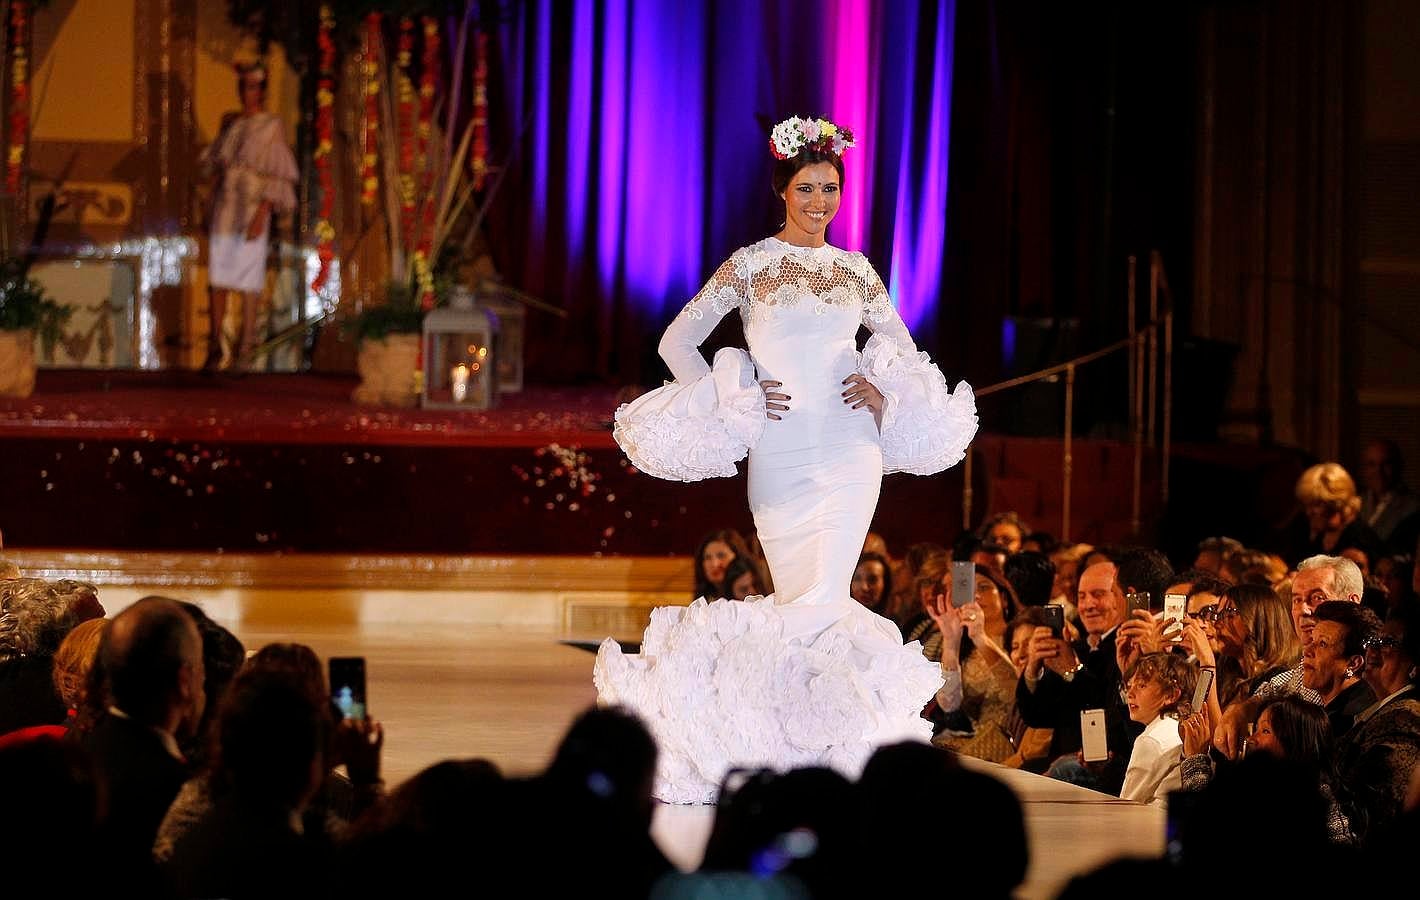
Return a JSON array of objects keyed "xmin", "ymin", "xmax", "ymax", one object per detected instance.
[{"xmin": 595, "ymin": 237, "xmax": 978, "ymax": 803}]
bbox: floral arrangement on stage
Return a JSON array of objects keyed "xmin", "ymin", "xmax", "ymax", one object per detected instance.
[
  {"xmin": 6, "ymin": 0, "xmax": 30, "ymax": 200},
  {"xmin": 769, "ymin": 115, "xmax": 856, "ymax": 160},
  {"xmin": 311, "ymin": 4, "xmax": 337, "ymax": 293}
]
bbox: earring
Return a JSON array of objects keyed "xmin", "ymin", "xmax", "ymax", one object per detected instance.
[{"xmin": 1345, "ymin": 667, "xmax": 1356, "ymax": 678}]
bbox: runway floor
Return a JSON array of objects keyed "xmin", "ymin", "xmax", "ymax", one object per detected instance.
[{"xmin": 226, "ymin": 618, "xmax": 1165, "ymax": 899}]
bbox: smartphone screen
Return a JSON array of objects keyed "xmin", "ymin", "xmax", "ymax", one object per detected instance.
[
  {"xmin": 1164, "ymin": 593, "xmax": 1187, "ymax": 642},
  {"xmin": 950, "ymin": 560, "xmax": 975, "ymax": 609},
  {"xmin": 1190, "ymin": 668, "xmax": 1214, "ymax": 715},
  {"xmin": 1080, "ymin": 708, "xmax": 1109, "ymax": 762},
  {"xmin": 328, "ymin": 656, "xmax": 367, "ymax": 721},
  {"xmin": 1042, "ymin": 604, "xmax": 1065, "ymax": 638}
]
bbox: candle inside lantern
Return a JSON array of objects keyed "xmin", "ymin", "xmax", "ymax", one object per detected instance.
[{"xmin": 451, "ymin": 363, "xmax": 470, "ymax": 402}]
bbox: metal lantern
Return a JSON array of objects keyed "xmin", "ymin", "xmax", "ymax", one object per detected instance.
[
  {"xmin": 475, "ymin": 292, "xmax": 525, "ymax": 393},
  {"xmin": 420, "ymin": 289, "xmax": 499, "ymax": 410}
]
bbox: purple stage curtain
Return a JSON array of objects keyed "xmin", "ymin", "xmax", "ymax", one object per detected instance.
[{"xmin": 485, "ymin": 0, "xmax": 957, "ymax": 385}]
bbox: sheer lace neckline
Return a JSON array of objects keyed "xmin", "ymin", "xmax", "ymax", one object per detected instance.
[{"xmin": 764, "ymin": 236, "xmax": 839, "ymax": 254}]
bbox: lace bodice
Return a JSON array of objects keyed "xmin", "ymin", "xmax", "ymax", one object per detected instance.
[{"xmin": 659, "ymin": 238, "xmax": 915, "ymax": 382}]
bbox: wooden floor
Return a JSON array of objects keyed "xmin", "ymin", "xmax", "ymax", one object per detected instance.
[{"xmin": 229, "ymin": 617, "xmax": 1162, "ymax": 899}]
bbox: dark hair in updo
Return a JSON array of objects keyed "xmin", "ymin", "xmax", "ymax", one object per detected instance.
[{"xmin": 770, "ymin": 147, "xmax": 846, "ymax": 197}]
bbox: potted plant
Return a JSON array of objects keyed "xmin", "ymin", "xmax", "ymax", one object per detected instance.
[
  {"xmin": 345, "ymin": 281, "xmax": 424, "ymax": 407},
  {"xmin": 0, "ymin": 261, "xmax": 72, "ymax": 398}
]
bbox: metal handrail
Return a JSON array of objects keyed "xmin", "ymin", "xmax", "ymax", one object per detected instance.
[{"xmin": 961, "ymin": 252, "xmax": 1175, "ymax": 543}]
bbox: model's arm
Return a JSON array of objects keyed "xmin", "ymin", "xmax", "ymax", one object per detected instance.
[{"xmin": 658, "ymin": 254, "xmax": 745, "ymax": 382}]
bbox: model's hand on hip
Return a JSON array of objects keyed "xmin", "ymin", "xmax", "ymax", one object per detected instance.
[
  {"xmin": 842, "ymin": 374, "xmax": 883, "ymax": 414},
  {"xmin": 761, "ymin": 380, "xmax": 790, "ymax": 421}
]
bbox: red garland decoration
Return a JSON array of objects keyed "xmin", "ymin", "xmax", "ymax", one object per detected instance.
[
  {"xmin": 7, "ymin": 1, "xmax": 30, "ymax": 198},
  {"xmin": 310, "ymin": 4, "xmax": 337, "ymax": 293},
  {"xmin": 470, "ymin": 31, "xmax": 488, "ymax": 191},
  {"xmin": 396, "ymin": 16, "xmax": 416, "ymax": 243},
  {"xmin": 359, "ymin": 12, "xmax": 381, "ymax": 207}
]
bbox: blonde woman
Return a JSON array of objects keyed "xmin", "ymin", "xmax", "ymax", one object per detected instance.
[{"xmin": 1280, "ymin": 462, "xmax": 1383, "ymax": 566}]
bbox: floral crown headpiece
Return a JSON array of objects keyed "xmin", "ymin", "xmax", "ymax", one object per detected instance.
[{"xmin": 769, "ymin": 116, "xmax": 856, "ymax": 160}]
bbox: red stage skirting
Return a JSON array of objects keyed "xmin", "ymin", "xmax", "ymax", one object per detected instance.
[{"xmin": 0, "ymin": 371, "xmax": 972, "ymax": 555}]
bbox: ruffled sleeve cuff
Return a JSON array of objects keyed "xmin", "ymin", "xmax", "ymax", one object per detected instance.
[
  {"xmin": 857, "ymin": 333, "xmax": 978, "ymax": 476},
  {"xmin": 613, "ymin": 347, "xmax": 765, "ymax": 482}
]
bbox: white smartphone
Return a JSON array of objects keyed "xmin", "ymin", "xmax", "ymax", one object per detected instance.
[
  {"xmin": 1164, "ymin": 593, "xmax": 1187, "ymax": 643},
  {"xmin": 1190, "ymin": 668, "xmax": 1214, "ymax": 715},
  {"xmin": 1080, "ymin": 708, "xmax": 1109, "ymax": 762}
]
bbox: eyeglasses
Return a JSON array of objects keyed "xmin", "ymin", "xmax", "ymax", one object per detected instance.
[
  {"xmin": 1193, "ymin": 605, "xmax": 1240, "ymax": 623},
  {"xmin": 1362, "ymin": 635, "xmax": 1403, "ymax": 653}
]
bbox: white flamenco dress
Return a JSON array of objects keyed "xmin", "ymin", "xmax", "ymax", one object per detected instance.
[{"xmin": 595, "ymin": 237, "xmax": 978, "ymax": 803}]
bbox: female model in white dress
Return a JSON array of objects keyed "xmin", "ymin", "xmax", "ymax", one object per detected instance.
[{"xmin": 596, "ymin": 117, "xmax": 978, "ymax": 803}]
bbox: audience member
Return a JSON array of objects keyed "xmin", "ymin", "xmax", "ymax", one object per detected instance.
[
  {"xmin": 856, "ymin": 742, "xmax": 1028, "ymax": 899},
  {"xmin": 999, "ymin": 607, "xmax": 1055, "ymax": 770},
  {"xmin": 1180, "ymin": 695, "xmax": 1358, "ymax": 844},
  {"xmin": 163, "ymin": 667, "xmax": 333, "ymax": 898},
  {"xmin": 1277, "ymin": 462, "xmax": 1385, "ymax": 567},
  {"xmin": 1305, "ymin": 600, "xmax": 1380, "ymax": 735},
  {"xmin": 693, "ymin": 528, "xmax": 750, "ymax": 600},
  {"xmin": 979, "ymin": 511, "xmax": 1029, "ymax": 554},
  {"xmin": 52, "ymin": 616, "xmax": 107, "ymax": 726},
  {"xmin": 0, "ymin": 577, "xmax": 103, "ymax": 734},
  {"xmin": 720, "ymin": 555, "xmax": 766, "ymax": 602},
  {"xmin": 1015, "ymin": 557, "xmax": 1143, "ymax": 795},
  {"xmin": 1193, "ymin": 535, "xmax": 1244, "ymax": 575},
  {"xmin": 1338, "ymin": 598, "xmax": 1420, "ymax": 843},
  {"xmin": 84, "ymin": 596, "xmax": 205, "ymax": 886},
  {"xmin": 1360, "ymin": 439, "xmax": 1420, "ymax": 549},
  {"xmin": 1374, "ymin": 553, "xmax": 1415, "ymax": 606},
  {"xmin": 888, "ymin": 541, "xmax": 946, "ymax": 630},
  {"xmin": 1207, "ymin": 583, "xmax": 1303, "ymax": 717},
  {"xmin": 1021, "ymin": 530, "xmax": 1058, "ymax": 555},
  {"xmin": 1117, "ymin": 652, "xmax": 1196, "ymax": 806},
  {"xmin": 0, "ymin": 732, "xmax": 103, "ymax": 895},
  {"xmin": 171, "ymin": 600, "xmax": 245, "ymax": 768},
  {"xmin": 849, "ymin": 551, "xmax": 893, "ymax": 620},
  {"xmin": 919, "ymin": 569, "xmax": 1020, "ymax": 762},
  {"xmin": 1004, "ymin": 550, "xmax": 1055, "ymax": 608}
]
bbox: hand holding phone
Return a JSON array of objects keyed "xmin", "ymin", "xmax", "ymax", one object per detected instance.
[
  {"xmin": 1190, "ymin": 667, "xmax": 1214, "ymax": 715},
  {"xmin": 329, "ymin": 656, "xmax": 368, "ymax": 722},
  {"xmin": 1163, "ymin": 593, "xmax": 1187, "ymax": 643},
  {"xmin": 1126, "ymin": 591, "xmax": 1152, "ymax": 617},
  {"xmin": 1042, "ymin": 604, "xmax": 1065, "ymax": 639}
]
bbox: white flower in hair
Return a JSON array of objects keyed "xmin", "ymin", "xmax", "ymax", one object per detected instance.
[
  {"xmin": 771, "ymin": 117, "xmax": 806, "ymax": 159},
  {"xmin": 769, "ymin": 115, "xmax": 856, "ymax": 160}
]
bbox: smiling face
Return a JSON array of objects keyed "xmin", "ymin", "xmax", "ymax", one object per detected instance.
[
  {"xmin": 1076, "ymin": 562, "xmax": 1124, "ymax": 639},
  {"xmin": 1125, "ymin": 672, "xmax": 1179, "ymax": 725},
  {"xmin": 1249, "ymin": 707, "xmax": 1282, "ymax": 757},
  {"xmin": 1009, "ymin": 623, "xmax": 1036, "ymax": 672},
  {"xmin": 987, "ymin": 521, "xmax": 1023, "ymax": 553},
  {"xmin": 779, "ymin": 161, "xmax": 841, "ymax": 246},
  {"xmin": 1363, "ymin": 619, "xmax": 1415, "ymax": 697}
]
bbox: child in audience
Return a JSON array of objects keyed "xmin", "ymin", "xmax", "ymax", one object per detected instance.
[{"xmin": 1119, "ymin": 652, "xmax": 1197, "ymax": 806}]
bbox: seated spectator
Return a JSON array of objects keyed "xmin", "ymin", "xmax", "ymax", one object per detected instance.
[
  {"xmin": 1277, "ymin": 462, "xmax": 1385, "ymax": 567},
  {"xmin": 978, "ymin": 511, "xmax": 1029, "ymax": 555},
  {"xmin": 536, "ymin": 706, "xmax": 673, "ymax": 897},
  {"xmin": 1374, "ymin": 553, "xmax": 1415, "ymax": 607},
  {"xmin": 1116, "ymin": 653, "xmax": 1196, "ymax": 806},
  {"xmin": 1305, "ymin": 600, "xmax": 1380, "ymax": 735},
  {"xmin": 155, "ymin": 641, "xmax": 385, "ymax": 864},
  {"xmin": 907, "ymin": 558, "xmax": 1018, "ymax": 659},
  {"xmin": 699, "ymin": 767, "xmax": 855, "ymax": 899},
  {"xmin": 998, "ymin": 607, "xmax": 1055, "ymax": 770},
  {"xmin": 848, "ymin": 552, "xmax": 894, "ymax": 620},
  {"xmin": 720, "ymin": 555, "xmax": 766, "ymax": 602},
  {"xmin": 1193, "ymin": 535, "xmax": 1245, "ymax": 575},
  {"xmin": 1015, "ymin": 555, "xmax": 1156, "ymax": 795},
  {"xmin": 52, "ymin": 617, "xmax": 106, "ymax": 729},
  {"xmin": 0, "ymin": 732, "xmax": 102, "ymax": 895},
  {"xmin": 693, "ymin": 529, "xmax": 750, "ymax": 600},
  {"xmin": 1207, "ymin": 583, "xmax": 1302, "ymax": 708},
  {"xmin": 83, "ymin": 596, "xmax": 205, "ymax": 887},
  {"xmin": 1360, "ymin": 439, "xmax": 1420, "ymax": 549},
  {"xmin": 890, "ymin": 542, "xmax": 946, "ymax": 626},
  {"xmin": 1180, "ymin": 695, "xmax": 1358, "ymax": 844},
  {"xmin": 1219, "ymin": 547, "xmax": 1288, "ymax": 586},
  {"xmin": 1339, "ymin": 597, "xmax": 1420, "ymax": 843},
  {"xmin": 171, "ymin": 600, "xmax": 245, "ymax": 769},
  {"xmin": 163, "ymin": 667, "xmax": 333, "ymax": 898},
  {"xmin": 1021, "ymin": 530, "xmax": 1058, "ymax": 555},
  {"xmin": 856, "ymin": 741, "xmax": 1027, "ymax": 898},
  {"xmin": 1003, "ymin": 550, "xmax": 1055, "ymax": 608},
  {"xmin": 334, "ymin": 758, "xmax": 505, "ymax": 897},
  {"xmin": 918, "ymin": 570, "xmax": 1020, "ymax": 762},
  {"xmin": 0, "ymin": 577, "xmax": 103, "ymax": 735}
]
